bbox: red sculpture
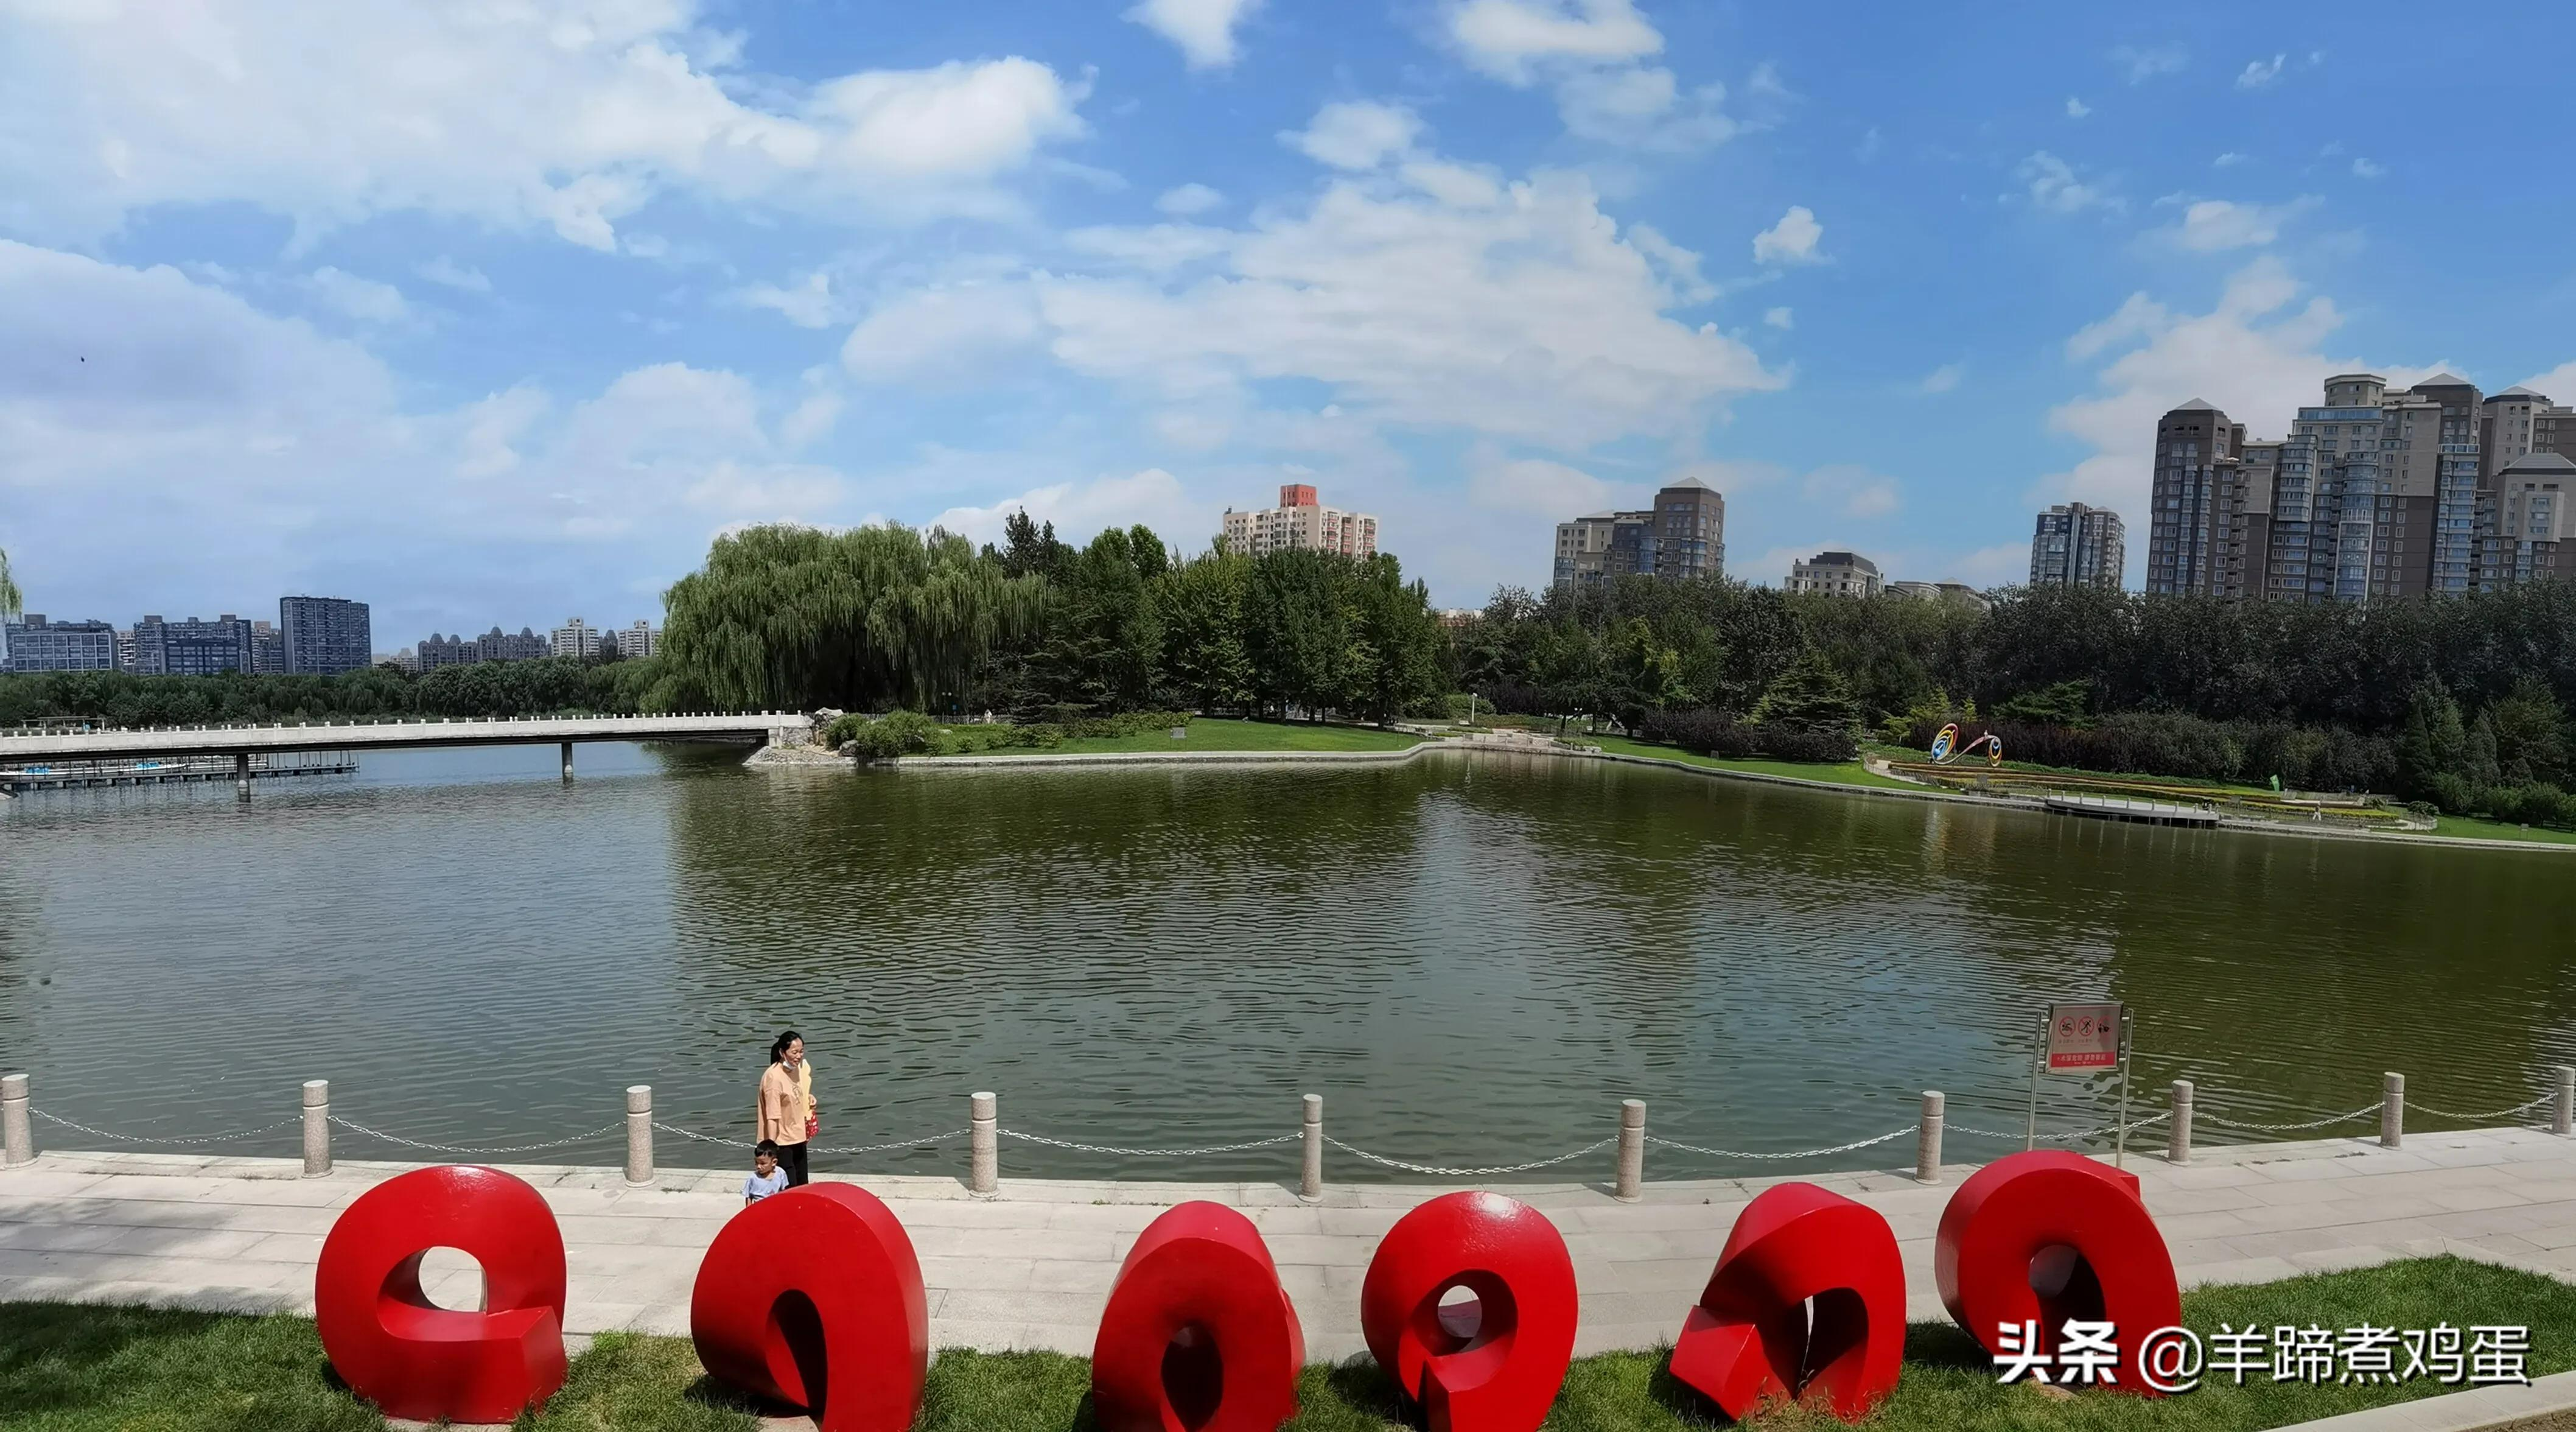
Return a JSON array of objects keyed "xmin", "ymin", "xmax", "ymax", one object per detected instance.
[
  {"xmin": 1360, "ymin": 1191, "xmax": 1578, "ymax": 1432},
  {"xmin": 690, "ymin": 1183, "xmax": 929, "ymax": 1431},
  {"xmin": 1935, "ymin": 1149, "xmax": 2182, "ymax": 1395},
  {"xmin": 314, "ymin": 1164, "xmax": 568, "ymax": 1424},
  {"xmin": 1668, "ymin": 1182, "xmax": 1905, "ymax": 1420},
  {"xmin": 1090, "ymin": 1201, "xmax": 1304, "ymax": 1432}
]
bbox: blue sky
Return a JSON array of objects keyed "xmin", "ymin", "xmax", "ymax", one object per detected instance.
[{"xmin": 5, "ymin": 0, "xmax": 2574, "ymax": 648}]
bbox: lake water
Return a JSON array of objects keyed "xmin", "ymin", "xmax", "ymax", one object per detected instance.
[{"xmin": 3, "ymin": 742, "xmax": 2570, "ymax": 1184}]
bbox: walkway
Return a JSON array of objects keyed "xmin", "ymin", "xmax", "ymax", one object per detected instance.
[
  {"xmin": 1, "ymin": 1127, "xmax": 2571, "ymax": 1360},
  {"xmin": 0, "ymin": 711, "xmax": 811, "ymax": 763}
]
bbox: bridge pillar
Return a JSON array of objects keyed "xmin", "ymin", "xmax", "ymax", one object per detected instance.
[
  {"xmin": 235, "ymin": 752, "xmax": 251, "ymax": 802},
  {"xmin": 561, "ymin": 741, "xmax": 573, "ymax": 781}
]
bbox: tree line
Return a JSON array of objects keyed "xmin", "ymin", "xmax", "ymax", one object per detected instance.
[{"xmin": 0, "ymin": 656, "xmax": 665, "ymax": 729}]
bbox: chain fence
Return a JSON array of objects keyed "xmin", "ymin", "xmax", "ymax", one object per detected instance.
[
  {"xmin": 2404, "ymin": 1093, "xmax": 2556, "ymax": 1122},
  {"xmin": 31, "ymin": 1111, "xmax": 300, "ymax": 1146},
  {"xmin": 1645, "ymin": 1127, "xmax": 1916, "ymax": 1161},
  {"xmin": 1006, "ymin": 1129, "xmax": 1300, "ymax": 1159},
  {"xmin": 2195, "ymin": 1103, "xmax": 2383, "ymax": 1134},
  {"xmin": 326, "ymin": 1117, "xmax": 625, "ymax": 1156},
  {"xmin": 1324, "ymin": 1134, "xmax": 1617, "ymax": 1178}
]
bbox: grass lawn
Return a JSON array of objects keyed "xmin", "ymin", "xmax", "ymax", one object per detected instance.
[
  {"xmin": 1, "ymin": 1258, "xmax": 2566, "ymax": 1430},
  {"xmin": 929, "ymin": 717, "xmax": 1423, "ymax": 758},
  {"xmin": 2421, "ymin": 813, "xmax": 2576, "ymax": 846},
  {"xmin": 1586, "ymin": 734, "xmax": 1924, "ymax": 791}
]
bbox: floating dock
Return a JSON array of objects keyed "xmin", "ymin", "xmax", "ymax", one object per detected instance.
[
  {"xmin": 2042, "ymin": 793, "xmax": 2219, "ymax": 827},
  {"xmin": 0, "ymin": 753, "xmax": 357, "ymax": 793}
]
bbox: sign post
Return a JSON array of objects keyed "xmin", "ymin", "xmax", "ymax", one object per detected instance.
[{"xmin": 2028, "ymin": 1000, "xmax": 2127, "ymax": 1154}]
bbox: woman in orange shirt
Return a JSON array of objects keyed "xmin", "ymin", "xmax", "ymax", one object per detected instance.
[{"xmin": 756, "ymin": 1030, "xmax": 816, "ymax": 1187}]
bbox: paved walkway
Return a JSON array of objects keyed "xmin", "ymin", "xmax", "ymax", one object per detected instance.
[{"xmin": 2, "ymin": 1126, "xmax": 2573, "ymax": 1361}]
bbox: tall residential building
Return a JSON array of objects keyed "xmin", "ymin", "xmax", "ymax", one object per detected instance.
[
  {"xmin": 1550, "ymin": 479, "xmax": 1726, "ymax": 589},
  {"xmin": 616, "ymin": 621, "xmax": 659, "ymax": 659},
  {"xmin": 1786, "ymin": 550, "xmax": 1882, "ymax": 598},
  {"xmin": 249, "ymin": 620, "xmax": 285, "ymax": 675},
  {"xmin": 1220, "ymin": 485, "xmax": 1379, "ymax": 558},
  {"xmin": 550, "ymin": 619, "xmax": 597, "ymax": 659},
  {"xmin": 419, "ymin": 626, "xmax": 552, "ymax": 670},
  {"xmin": 279, "ymin": 595, "xmax": 372, "ymax": 675},
  {"xmin": 2144, "ymin": 400, "xmax": 2242, "ymax": 596},
  {"xmin": 133, "ymin": 614, "xmax": 254, "ymax": 675},
  {"xmin": 114, "ymin": 629, "xmax": 135, "ymax": 672},
  {"xmin": 2028, "ymin": 503, "xmax": 2127, "ymax": 589},
  {"xmin": 2480, "ymin": 452, "xmax": 2576, "ymax": 588},
  {"xmin": 1, "ymin": 616, "xmax": 118, "ymax": 673}
]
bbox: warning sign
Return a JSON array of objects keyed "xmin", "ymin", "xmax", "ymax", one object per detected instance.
[{"xmin": 2045, "ymin": 1002, "xmax": 2123, "ymax": 1075}]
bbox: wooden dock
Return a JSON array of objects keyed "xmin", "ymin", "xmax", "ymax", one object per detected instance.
[{"xmin": 0, "ymin": 753, "xmax": 357, "ymax": 793}]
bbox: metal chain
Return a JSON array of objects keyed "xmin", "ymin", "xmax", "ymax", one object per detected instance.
[
  {"xmin": 1645, "ymin": 1126, "xmax": 1916, "ymax": 1161},
  {"xmin": 651, "ymin": 1120, "xmax": 742, "ymax": 1144},
  {"xmin": 1006, "ymin": 1129, "xmax": 1301, "ymax": 1158},
  {"xmin": 327, "ymin": 1117, "xmax": 623, "ymax": 1155},
  {"xmin": 1948, "ymin": 1111, "xmax": 2173, "ymax": 1143},
  {"xmin": 2404, "ymin": 1093, "xmax": 2555, "ymax": 1121},
  {"xmin": 2196, "ymin": 1103, "xmax": 2382, "ymax": 1134},
  {"xmin": 1324, "ymin": 1134, "xmax": 1617, "ymax": 1178},
  {"xmin": 31, "ymin": 1111, "xmax": 300, "ymax": 1146}
]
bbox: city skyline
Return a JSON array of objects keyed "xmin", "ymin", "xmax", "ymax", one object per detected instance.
[{"xmin": 5, "ymin": 2, "xmax": 2571, "ymax": 632}]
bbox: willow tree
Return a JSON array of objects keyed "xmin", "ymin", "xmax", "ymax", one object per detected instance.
[
  {"xmin": 660, "ymin": 524, "xmax": 1044, "ymax": 712},
  {"xmin": 0, "ymin": 547, "xmax": 18, "ymax": 621}
]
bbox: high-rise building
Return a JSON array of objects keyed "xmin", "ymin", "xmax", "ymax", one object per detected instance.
[
  {"xmin": 1220, "ymin": 485, "xmax": 1379, "ymax": 558},
  {"xmin": 1786, "ymin": 550, "xmax": 1882, "ymax": 598},
  {"xmin": 2144, "ymin": 400, "xmax": 2242, "ymax": 596},
  {"xmin": 114, "ymin": 629, "xmax": 135, "ymax": 672},
  {"xmin": 2028, "ymin": 503, "xmax": 2127, "ymax": 589},
  {"xmin": 1, "ymin": 616, "xmax": 118, "ymax": 673},
  {"xmin": 133, "ymin": 614, "xmax": 254, "ymax": 675},
  {"xmin": 249, "ymin": 620, "xmax": 285, "ymax": 674},
  {"xmin": 2479, "ymin": 452, "xmax": 2576, "ymax": 588},
  {"xmin": 617, "ymin": 621, "xmax": 659, "ymax": 659},
  {"xmin": 1550, "ymin": 480, "xmax": 1726, "ymax": 589},
  {"xmin": 419, "ymin": 626, "xmax": 552, "ymax": 670},
  {"xmin": 550, "ymin": 619, "xmax": 597, "ymax": 659},
  {"xmin": 279, "ymin": 595, "xmax": 372, "ymax": 675}
]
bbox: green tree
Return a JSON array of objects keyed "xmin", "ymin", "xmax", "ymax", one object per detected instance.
[
  {"xmin": 1343, "ymin": 554, "xmax": 1444, "ymax": 723},
  {"xmin": 2394, "ymin": 684, "xmax": 2468, "ymax": 798},
  {"xmin": 0, "ymin": 546, "xmax": 18, "ymax": 622},
  {"xmin": 1750, "ymin": 651, "xmax": 1863, "ymax": 736},
  {"xmin": 2466, "ymin": 711, "xmax": 2504, "ymax": 788},
  {"xmin": 1152, "ymin": 551, "xmax": 1255, "ymax": 712},
  {"xmin": 1243, "ymin": 549, "xmax": 1354, "ymax": 719},
  {"xmin": 1993, "ymin": 678, "xmax": 2096, "ymax": 727},
  {"xmin": 2487, "ymin": 676, "xmax": 2570, "ymax": 786}
]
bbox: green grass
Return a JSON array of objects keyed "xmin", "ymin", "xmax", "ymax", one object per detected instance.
[
  {"xmin": 0, "ymin": 1258, "xmax": 2567, "ymax": 1430},
  {"xmin": 931, "ymin": 717, "xmax": 1424, "ymax": 757},
  {"xmin": 2421, "ymin": 814, "xmax": 2576, "ymax": 845},
  {"xmin": 1585, "ymin": 734, "xmax": 1925, "ymax": 791}
]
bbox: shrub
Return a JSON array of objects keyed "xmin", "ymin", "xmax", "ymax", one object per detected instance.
[
  {"xmin": 842, "ymin": 709, "xmax": 942, "ymax": 759},
  {"xmin": 1638, "ymin": 708, "xmax": 1856, "ymax": 762},
  {"xmin": 821, "ymin": 712, "xmax": 869, "ymax": 748}
]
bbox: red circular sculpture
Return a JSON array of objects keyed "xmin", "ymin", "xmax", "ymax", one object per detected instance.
[
  {"xmin": 690, "ymin": 1183, "xmax": 931, "ymax": 1431},
  {"xmin": 1667, "ymin": 1182, "xmax": 1905, "ymax": 1420},
  {"xmin": 1360, "ymin": 1191, "xmax": 1578, "ymax": 1432},
  {"xmin": 1935, "ymin": 1149, "xmax": 2182, "ymax": 1396},
  {"xmin": 1090, "ymin": 1200, "xmax": 1305, "ymax": 1432},
  {"xmin": 313, "ymin": 1164, "xmax": 569, "ymax": 1425}
]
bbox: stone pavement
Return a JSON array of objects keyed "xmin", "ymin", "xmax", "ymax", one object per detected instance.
[{"xmin": 0, "ymin": 1127, "xmax": 2572, "ymax": 1361}]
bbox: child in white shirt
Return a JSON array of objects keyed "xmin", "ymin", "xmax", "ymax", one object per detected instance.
[{"xmin": 743, "ymin": 1140, "xmax": 790, "ymax": 1206}]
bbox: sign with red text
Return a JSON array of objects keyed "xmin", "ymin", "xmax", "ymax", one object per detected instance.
[{"xmin": 2044, "ymin": 1002, "xmax": 2123, "ymax": 1074}]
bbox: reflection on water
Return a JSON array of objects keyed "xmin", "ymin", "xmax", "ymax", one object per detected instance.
[{"xmin": 2, "ymin": 743, "xmax": 2570, "ymax": 1181}]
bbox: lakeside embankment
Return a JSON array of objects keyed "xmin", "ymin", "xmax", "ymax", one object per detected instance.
[{"xmin": 9, "ymin": 1127, "xmax": 2576, "ymax": 1430}]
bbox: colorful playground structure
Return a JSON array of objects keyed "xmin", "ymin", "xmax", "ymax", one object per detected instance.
[{"xmin": 1927, "ymin": 721, "xmax": 2003, "ymax": 767}]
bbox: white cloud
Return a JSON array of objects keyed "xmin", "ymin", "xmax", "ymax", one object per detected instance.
[
  {"xmin": 931, "ymin": 468, "xmax": 1208, "ymax": 550},
  {"xmin": 304, "ymin": 267, "xmax": 410, "ymax": 325},
  {"xmin": 1284, "ymin": 101, "xmax": 1423, "ymax": 170},
  {"xmin": 1553, "ymin": 65, "xmax": 1735, "ymax": 150},
  {"xmin": 738, "ymin": 270, "xmax": 839, "ymax": 328},
  {"xmin": 2110, "ymin": 44, "xmax": 2186, "ymax": 83},
  {"xmin": 1124, "ymin": 0, "xmax": 1264, "ymax": 69},
  {"xmin": 2066, "ymin": 97, "xmax": 2091, "ymax": 119},
  {"xmin": 1465, "ymin": 443, "xmax": 1613, "ymax": 515},
  {"xmin": 415, "ymin": 256, "xmax": 491, "ymax": 293},
  {"xmin": 2519, "ymin": 362, "xmax": 2576, "ymax": 402},
  {"xmin": 0, "ymin": 240, "xmax": 843, "ymax": 632},
  {"xmin": 1751, "ymin": 205, "xmax": 1824, "ymax": 265},
  {"xmin": 2020, "ymin": 151, "xmax": 2117, "ymax": 215},
  {"xmin": 2166, "ymin": 196, "xmax": 2317, "ymax": 251},
  {"xmin": 1763, "ymin": 306, "xmax": 1793, "ymax": 330},
  {"xmin": 2351, "ymin": 157, "xmax": 2384, "ymax": 180},
  {"xmin": 1447, "ymin": 0, "xmax": 1662, "ymax": 81},
  {"xmin": 2236, "ymin": 54, "xmax": 2286, "ymax": 89},
  {"xmin": 2041, "ymin": 259, "xmax": 2401, "ymax": 569},
  {"xmin": 1156, "ymin": 183, "xmax": 1225, "ymax": 216},
  {"xmin": 2213, "ymin": 152, "xmax": 2246, "ymax": 168},
  {"xmin": 1802, "ymin": 465, "xmax": 1901, "ymax": 518},
  {"xmin": 1916, "ymin": 363, "xmax": 1963, "ymax": 395},
  {"xmin": 0, "ymin": 2, "xmax": 1088, "ymax": 250},
  {"xmin": 841, "ymin": 284, "xmax": 1045, "ymax": 383}
]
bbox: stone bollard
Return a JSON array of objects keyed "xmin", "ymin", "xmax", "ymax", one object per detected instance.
[
  {"xmin": 303, "ymin": 1080, "xmax": 331, "ymax": 1178},
  {"xmin": 1915, "ymin": 1091, "xmax": 1945, "ymax": 1184},
  {"xmin": 561, "ymin": 742, "xmax": 574, "ymax": 781},
  {"xmin": 2381, "ymin": 1072, "xmax": 2404, "ymax": 1149},
  {"xmin": 2, "ymin": 1074, "xmax": 30, "ymax": 1167},
  {"xmin": 2169, "ymin": 1080, "xmax": 2194, "ymax": 1165},
  {"xmin": 1614, "ymin": 1099, "xmax": 1645, "ymax": 1201},
  {"xmin": 234, "ymin": 752, "xmax": 251, "ymax": 802},
  {"xmin": 969, "ymin": 1092, "xmax": 998, "ymax": 1196},
  {"xmin": 625, "ymin": 1086, "xmax": 653, "ymax": 1186},
  {"xmin": 1300, "ymin": 1094, "xmax": 1323, "ymax": 1201},
  {"xmin": 2557, "ymin": 1067, "xmax": 2575, "ymax": 1138}
]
